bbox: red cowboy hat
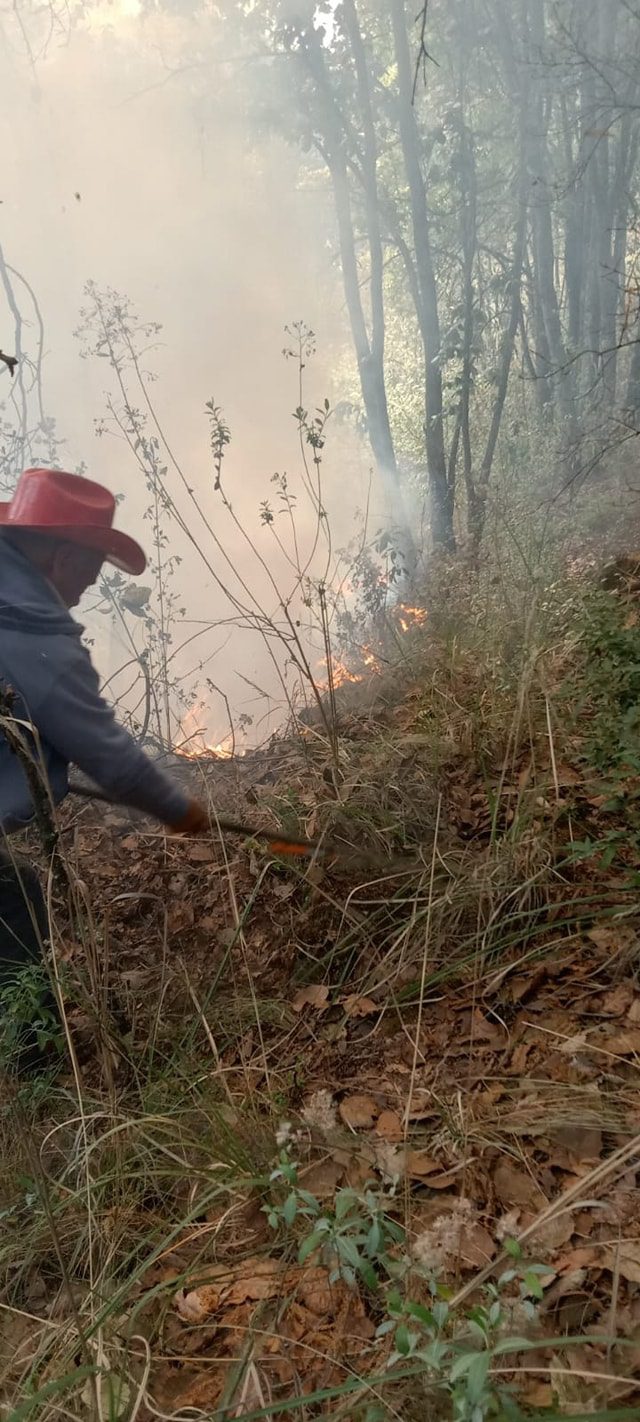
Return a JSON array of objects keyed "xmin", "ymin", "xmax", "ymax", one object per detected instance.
[{"xmin": 0, "ymin": 468, "xmax": 146, "ymax": 576}]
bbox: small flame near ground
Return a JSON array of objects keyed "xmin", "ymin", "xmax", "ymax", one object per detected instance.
[
  {"xmin": 398, "ymin": 604, "xmax": 428, "ymax": 633},
  {"xmin": 317, "ymin": 603, "xmax": 428, "ymax": 691},
  {"xmin": 175, "ymin": 703, "xmax": 235, "ymax": 761},
  {"xmin": 176, "ymin": 602, "xmax": 428, "ymax": 754}
]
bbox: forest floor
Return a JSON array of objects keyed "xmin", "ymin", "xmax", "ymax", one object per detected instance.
[{"xmin": 2, "ymin": 520, "xmax": 640, "ymax": 1420}]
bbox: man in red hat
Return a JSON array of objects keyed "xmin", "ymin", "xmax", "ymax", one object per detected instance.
[{"xmin": 0, "ymin": 468, "xmax": 210, "ymax": 1068}]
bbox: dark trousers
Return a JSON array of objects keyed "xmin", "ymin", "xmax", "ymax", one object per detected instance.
[
  {"xmin": 0, "ymin": 846, "xmax": 58, "ymax": 1071},
  {"xmin": 0, "ymin": 847, "xmax": 48, "ymax": 979}
]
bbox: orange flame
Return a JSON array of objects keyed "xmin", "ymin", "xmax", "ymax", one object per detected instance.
[
  {"xmin": 396, "ymin": 604, "xmax": 428, "ymax": 634},
  {"xmin": 175, "ymin": 703, "xmax": 235, "ymax": 760},
  {"xmin": 316, "ymin": 657, "xmax": 363, "ymax": 689}
]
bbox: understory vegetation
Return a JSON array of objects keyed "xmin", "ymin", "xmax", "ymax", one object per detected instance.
[{"xmin": 2, "ymin": 480, "xmax": 640, "ymax": 1420}]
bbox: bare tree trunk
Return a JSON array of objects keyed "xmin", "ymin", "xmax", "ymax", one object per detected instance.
[
  {"xmin": 340, "ymin": 0, "xmax": 416, "ymax": 567},
  {"xmin": 471, "ymin": 158, "xmax": 528, "ymax": 551},
  {"xmin": 526, "ymin": 0, "xmax": 576, "ymax": 423},
  {"xmin": 626, "ymin": 328, "xmax": 640, "ymax": 421},
  {"xmin": 389, "ymin": 0, "xmax": 454, "ymax": 551},
  {"xmin": 327, "ymin": 151, "xmax": 397, "ymax": 480}
]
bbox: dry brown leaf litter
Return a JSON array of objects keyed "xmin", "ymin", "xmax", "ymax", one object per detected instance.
[{"xmin": 12, "ymin": 607, "xmax": 640, "ymax": 1418}]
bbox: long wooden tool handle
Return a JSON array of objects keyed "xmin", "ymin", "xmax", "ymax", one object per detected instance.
[{"xmin": 68, "ymin": 782, "xmax": 320, "ymax": 858}]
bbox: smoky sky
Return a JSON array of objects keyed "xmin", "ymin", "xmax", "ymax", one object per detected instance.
[{"xmin": 0, "ymin": 2, "xmax": 385, "ymax": 743}]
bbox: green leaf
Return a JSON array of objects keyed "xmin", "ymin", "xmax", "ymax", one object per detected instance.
[
  {"xmin": 395, "ymin": 1323, "xmax": 412, "ymax": 1356},
  {"xmin": 334, "ymin": 1190, "xmax": 358, "ymax": 1222},
  {"xmin": 366, "ymin": 1221, "xmax": 381, "ymax": 1257},
  {"xmin": 493, "ymin": 1336, "xmax": 543, "ymax": 1357},
  {"xmin": 385, "ymin": 1219, "xmax": 405, "ymax": 1244},
  {"xmin": 417, "ymin": 1339, "xmax": 450, "ymax": 1368},
  {"xmin": 406, "ymin": 1300, "xmax": 435, "ymax": 1328},
  {"xmin": 466, "ymin": 1318, "xmax": 489, "ymax": 1347},
  {"xmin": 466, "ymin": 1352, "xmax": 490, "ymax": 1404},
  {"xmin": 386, "ymin": 1289, "xmax": 403, "ymax": 1315},
  {"xmin": 449, "ymin": 1350, "xmax": 483, "ymax": 1383},
  {"xmin": 297, "ymin": 1190, "xmax": 322, "ymax": 1214},
  {"xmin": 283, "ymin": 1192, "xmax": 298, "ymax": 1227},
  {"xmin": 357, "ymin": 1258, "xmax": 380, "ymax": 1292},
  {"xmin": 523, "ymin": 1270, "xmax": 544, "ymax": 1300},
  {"xmin": 336, "ymin": 1235, "xmax": 362, "ymax": 1270},
  {"xmin": 503, "ymin": 1238, "xmax": 522, "ymax": 1259},
  {"xmin": 298, "ymin": 1229, "xmax": 327, "ymax": 1264}
]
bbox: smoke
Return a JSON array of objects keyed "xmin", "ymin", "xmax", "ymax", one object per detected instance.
[{"xmin": 0, "ymin": 1, "xmax": 385, "ymax": 743}]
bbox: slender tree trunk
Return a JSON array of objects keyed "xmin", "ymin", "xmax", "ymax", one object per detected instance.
[
  {"xmin": 389, "ymin": 0, "xmax": 454, "ymax": 551},
  {"xmin": 341, "ymin": 0, "xmax": 416, "ymax": 568},
  {"xmin": 293, "ymin": 27, "xmax": 412, "ymax": 552},
  {"xmin": 626, "ymin": 327, "xmax": 640, "ymax": 421},
  {"xmin": 526, "ymin": 0, "xmax": 575, "ymax": 422},
  {"xmin": 471, "ymin": 155, "xmax": 528, "ymax": 551},
  {"xmin": 561, "ymin": 93, "xmax": 584, "ymax": 352}
]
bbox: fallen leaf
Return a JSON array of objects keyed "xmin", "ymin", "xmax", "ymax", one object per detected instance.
[
  {"xmin": 522, "ymin": 1210, "xmax": 574, "ymax": 1252},
  {"xmin": 550, "ymin": 1124, "xmax": 602, "ymax": 1162},
  {"xmin": 602, "ymin": 1029, "xmax": 640, "ymax": 1055},
  {"xmin": 176, "ymin": 1283, "xmax": 222, "ymax": 1323},
  {"xmin": 628, "ymin": 997, "xmax": 640, "ymax": 1024},
  {"xmin": 374, "ymin": 1140, "xmax": 405, "ymax": 1182},
  {"xmin": 510, "ymin": 972, "xmax": 546, "ymax": 1005},
  {"xmin": 226, "ymin": 1258, "xmax": 282, "ymax": 1304},
  {"xmin": 292, "ymin": 985, "xmax": 330, "ymax": 1013},
  {"xmin": 406, "ymin": 1090, "xmax": 436, "ymax": 1120},
  {"xmin": 555, "ymin": 1247, "xmax": 599, "ymax": 1273},
  {"xmin": 375, "ymin": 1110, "xmax": 404, "ymax": 1142},
  {"xmin": 296, "ymin": 1266, "xmax": 345, "ymax": 1316},
  {"xmin": 338, "ymin": 1094, "xmax": 379, "ymax": 1129},
  {"xmin": 344, "ymin": 1154, "xmax": 376, "ymax": 1189},
  {"xmin": 119, "ymin": 968, "xmax": 152, "ymax": 989},
  {"xmin": 494, "ymin": 1161, "xmax": 546, "ymax": 1209},
  {"xmin": 510, "ymin": 1042, "xmax": 534, "ymax": 1073},
  {"xmin": 459, "ymin": 1222, "xmax": 496, "ymax": 1268},
  {"xmin": 587, "ymin": 923, "xmax": 638, "ymax": 960},
  {"xmin": 470, "ymin": 1010, "xmax": 503, "ymax": 1043},
  {"xmin": 602, "ymin": 1241, "xmax": 640, "ymax": 1285},
  {"xmin": 601, "ymin": 984, "xmax": 635, "ymax": 1016},
  {"xmin": 555, "ymin": 764, "xmax": 580, "ymax": 785},
  {"xmin": 298, "ymin": 1158, "xmax": 343, "ymax": 1199},
  {"xmin": 188, "ymin": 843, "xmax": 217, "ymax": 864},
  {"xmin": 557, "ymin": 1032, "xmax": 590, "ymax": 1056},
  {"xmin": 341, "ymin": 994, "xmax": 378, "ymax": 1017},
  {"xmin": 422, "ymin": 1168, "xmax": 465, "ymax": 1190},
  {"xmin": 273, "ymin": 881, "xmax": 295, "ymax": 900},
  {"xmin": 405, "ymin": 1150, "xmax": 443, "ymax": 1178}
]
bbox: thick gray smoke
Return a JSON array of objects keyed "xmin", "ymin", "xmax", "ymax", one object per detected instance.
[{"xmin": 0, "ymin": 2, "xmax": 384, "ymax": 745}]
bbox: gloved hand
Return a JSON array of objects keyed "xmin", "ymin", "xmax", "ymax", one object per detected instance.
[{"xmin": 169, "ymin": 799, "xmax": 211, "ymax": 834}]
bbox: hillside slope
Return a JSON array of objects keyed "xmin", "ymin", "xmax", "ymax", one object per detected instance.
[{"xmin": 2, "ymin": 555, "xmax": 640, "ymax": 1420}]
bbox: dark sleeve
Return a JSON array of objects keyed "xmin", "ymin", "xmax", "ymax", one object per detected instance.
[{"xmin": 35, "ymin": 642, "xmax": 191, "ymax": 824}]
